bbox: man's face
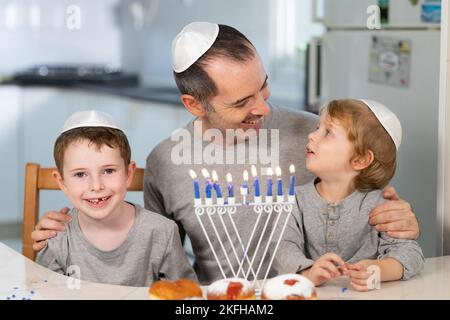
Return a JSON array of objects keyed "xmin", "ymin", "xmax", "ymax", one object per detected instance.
[{"xmin": 200, "ymin": 53, "xmax": 271, "ymax": 135}]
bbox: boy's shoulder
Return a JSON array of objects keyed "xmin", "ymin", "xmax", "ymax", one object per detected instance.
[
  {"xmin": 136, "ymin": 204, "xmax": 177, "ymax": 232},
  {"xmin": 294, "ymin": 180, "xmax": 385, "ymax": 210},
  {"xmin": 359, "ymin": 188, "xmax": 384, "ymax": 209}
]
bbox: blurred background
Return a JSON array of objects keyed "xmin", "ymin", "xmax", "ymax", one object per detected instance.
[{"xmin": 0, "ymin": 0, "xmax": 445, "ymax": 261}]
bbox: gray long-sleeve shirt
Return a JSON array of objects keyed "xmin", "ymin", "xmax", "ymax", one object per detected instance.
[
  {"xmin": 36, "ymin": 203, "xmax": 197, "ymax": 286},
  {"xmin": 277, "ymin": 179, "xmax": 424, "ymax": 280},
  {"xmin": 144, "ymin": 105, "xmax": 318, "ymax": 284}
]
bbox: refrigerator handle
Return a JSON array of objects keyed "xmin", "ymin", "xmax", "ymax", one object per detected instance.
[
  {"xmin": 312, "ymin": 0, "xmax": 324, "ymax": 24},
  {"xmin": 306, "ymin": 37, "xmax": 322, "ymax": 113}
]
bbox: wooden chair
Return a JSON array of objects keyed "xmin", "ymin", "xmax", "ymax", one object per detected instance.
[{"xmin": 22, "ymin": 163, "xmax": 144, "ymax": 261}]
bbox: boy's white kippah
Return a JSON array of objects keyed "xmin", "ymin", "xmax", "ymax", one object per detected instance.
[
  {"xmin": 172, "ymin": 21, "xmax": 219, "ymax": 73},
  {"xmin": 359, "ymin": 99, "xmax": 402, "ymax": 150},
  {"xmin": 61, "ymin": 110, "xmax": 122, "ymax": 134}
]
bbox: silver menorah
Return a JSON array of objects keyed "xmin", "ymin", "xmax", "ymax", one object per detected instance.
[{"xmin": 192, "ymin": 177, "xmax": 296, "ymax": 295}]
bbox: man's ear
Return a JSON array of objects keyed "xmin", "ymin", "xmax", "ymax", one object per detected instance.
[
  {"xmin": 180, "ymin": 94, "xmax": 207, "ymax": 117},
  {"xmin": 52, "ymin": 170, "xmax": 68, "ymax": 195},
  {"xmin": 352, "ymin": 150, "xmax": 374, "ymax": 171},
  {"xmin": 126, "ymin": 161, "xmax": 137, "ymax": 188}
]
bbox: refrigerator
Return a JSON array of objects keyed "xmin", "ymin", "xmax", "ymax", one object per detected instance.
[{"xmin": 307, "ymin": 0, "xmax": 442, "ymax": 257}]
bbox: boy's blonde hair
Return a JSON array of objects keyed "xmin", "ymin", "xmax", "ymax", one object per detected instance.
[
  {"xmin": 53, "ymin": 127, "xmax": 131, "ymax": 176},
  {"xmin": 323, "ymin": 99, "xmax": 397, "ymax": 191}
]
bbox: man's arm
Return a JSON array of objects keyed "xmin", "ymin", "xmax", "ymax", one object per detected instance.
[
  {"xmin": 31, "ymin": 207, "xmax": 72, "ymax": 252},
  {"xmin": 144, "ymin": 157, "xmax": 186, "ymax": 244},
  {"xmin": 369, "ymin": 186, "xmax": 420, "ymax": 240}
]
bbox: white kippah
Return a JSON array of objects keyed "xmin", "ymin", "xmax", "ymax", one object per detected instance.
[
  {"xmin": 359, "ymin": 99, "xmax": 402, "ymax": 150},
  {"xmin": 172, "ymin": 21, "xmax": 219, "ymax": 73},
  {"xmin": 61, "ymin": 110, "xmax": 122, "ymax": 134}
]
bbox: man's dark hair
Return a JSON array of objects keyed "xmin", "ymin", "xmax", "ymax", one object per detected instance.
[{"xmin": 174, "ymin": 24, "xmax": 256, "ymax": 111}]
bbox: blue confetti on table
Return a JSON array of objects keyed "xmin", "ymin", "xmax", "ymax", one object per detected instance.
[{"xmin": 341, "ymin": 287, "xmax": 348, "ymax": 293}]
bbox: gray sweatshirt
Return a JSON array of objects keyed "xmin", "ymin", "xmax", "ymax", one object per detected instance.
[
  {"xmin": 277, "ymin": 179, "xmax": 424, "ymax": 280},
  {"xmin": 144, "ymin": 105, "xmax": 318, "ymax": 284},
  {"xmin": 36, "ymin": 203, "xmax": 197, "ymax": 286}
]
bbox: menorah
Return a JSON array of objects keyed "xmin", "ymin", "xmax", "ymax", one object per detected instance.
[{"xmin": 190, "ymin": 165, "xmax": 296, "ymax": 295}]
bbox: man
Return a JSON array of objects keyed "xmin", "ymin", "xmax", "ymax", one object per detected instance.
[{"xmin": 32, "ymin": 22, "xmax": 420, "ymax": 285}]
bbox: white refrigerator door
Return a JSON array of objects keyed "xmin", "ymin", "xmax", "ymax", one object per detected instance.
[
  {"xmin": 319, "ymin": 0, "xmax": 441, "ymax": 28},
  {"xmin": 320, "ymin": 30, "xmax": 441, "ymax": 257}
]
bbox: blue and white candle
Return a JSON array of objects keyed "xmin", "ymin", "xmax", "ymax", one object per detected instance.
[
  {"xmin": 289, "ymin": 165, "xmax": 296, "ymax": 196},
  {"xmin": 212, "ymin": 170, "xmax": 224, "ymax": 205},
  {"xmin": 189, "ymin": 170, "xmax": 200, "ymax": 199},
  {"xmin": 251, "ymin": 165, "xmax": 260, "ymax": 198},
  {"xmin": 241, "ymin": 170, "xmax": 249, "ymax": 205},
  {"xmin": 226, "ymin": 173, "xmax": 235, "ymax": 205},
  {"xmin": 212, "ymin": 170, "xmax": 223, "ymax": 199},
  {"xmin": 276, "ymin": 167, "xmax": 282, "ymax": 195},
  {"xmin": 226, "ymin": 173, "xmax": 234, "ymax": 198},
  {"xmin": 276, "ymin": 166, "xmax": 283, "ymax": 202},
  {"xmin": 266, "ymin": 167, "xmax": 273, "ymax": 202},
  {"xmin": 190, "ymin": 170, "xmax": 201, "ymax": 206},
  {"xmin": 202, "ymin": 168, "xmax": 212, "ymax": 201}
]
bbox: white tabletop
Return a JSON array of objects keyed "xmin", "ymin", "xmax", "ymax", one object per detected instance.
[{"xmin": 1, "ymin": 241, "xmax": 449, "ymax": 300}]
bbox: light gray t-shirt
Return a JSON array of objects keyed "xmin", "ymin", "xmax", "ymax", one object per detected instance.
[
  {"xmin": 278, "ymin": 179, "xmax": 424, "ymax": 280},
  {"xmin": 36, "ymin": 203, "xmax": 197, "ymax": 286},
  {"xmin": 144, "ymin": 105, "xmax": 318, "ymax": 284}
]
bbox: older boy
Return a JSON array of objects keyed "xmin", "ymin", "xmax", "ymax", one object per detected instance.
[{"xmin": 36, "ymin": 110, "xmax": 196, "ymax": 286}]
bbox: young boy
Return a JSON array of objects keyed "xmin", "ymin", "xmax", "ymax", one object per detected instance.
[
  {"xmin": 36, "ymin": 110, "xmax": 197, "ymax": 286},
  {"xmin": 278, "ymin": 99, "xmax": 424, "ymax": 291}
]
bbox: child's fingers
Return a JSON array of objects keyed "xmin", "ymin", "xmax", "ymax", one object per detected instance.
[
  {"xmin": 321, "ymin": 253, "xmax": 347, "ymax": 271},
  {"xmin": 347, "ymin": 269, "xmax": 371, "ymax": 280},
  {"xmin": 318, "ymin": 261, "xmax": 341, "ymax": 277},
  {"xmin": 350, "ymin": 281, "xmax": 369, "ymax": 292},
  {"xmin": 346, "ymin": 264, "xmax": 361, "ymax": 271},
  {"xmin": 350, "ymin": 277, "xmax": 370, "ymax": 287},
  {"xmin": 315, "ymin": 268, "xmax": 332, "ymax": 281}
]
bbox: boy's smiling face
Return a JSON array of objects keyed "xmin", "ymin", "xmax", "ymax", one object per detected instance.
[
  {"xmin": 306, "ymin": 113, "xmax": 358, "ymax": 182},
  {"xmin": 54, "ymin": 139, "xmax": 134, "ymax": 222}
]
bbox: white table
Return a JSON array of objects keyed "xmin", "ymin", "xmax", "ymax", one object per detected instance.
[{"xmin": 1, "ymin": 242, "xmax": 449, "ymax": 300}]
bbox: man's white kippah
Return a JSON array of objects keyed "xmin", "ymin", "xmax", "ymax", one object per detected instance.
[
  {"xmin": 61, "ymin": 110, "xmax": 122, "ymax": 134},
  {"xmin": 172, "ymin": 21, "xmax": 219, "ymax": 73},
  {"xmin": 359, "ymin": 99, "xmax": 402, "ymax": 150}
]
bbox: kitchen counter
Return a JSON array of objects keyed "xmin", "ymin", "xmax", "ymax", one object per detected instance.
[
  {"xmin": 0, "ymin": 81, "xmax": 183, "ymax": 106},
  {"xmin": 1, "ymin": 241, "xmax": 449, "ymax": 300},
  {"xmin": 75, "ymin": 83, "xmax": 183, "ymax": 106}
]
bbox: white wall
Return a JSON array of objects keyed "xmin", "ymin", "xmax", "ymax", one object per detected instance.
[
  {"xmin": 118, "ymin": 0, "xmax": 271, "ymax": 87},
  {"xmin": 0, "ymin": 0, "xmax": 121, "ymax": 74},
  {"xmin": 438, "ymin": 0, "xmax": 450, "ymax": 255}
]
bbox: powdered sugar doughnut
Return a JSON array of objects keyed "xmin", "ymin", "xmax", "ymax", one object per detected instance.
[
  {"xmin": 207, "ymin": 278, "xmax": 256, "ymax": 300},
  {"xmin": 262, "ymin": 274, "xmax": 317, "ymax": 300}
]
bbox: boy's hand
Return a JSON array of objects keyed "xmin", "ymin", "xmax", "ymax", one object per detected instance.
[
  {"xmin": 346, "ymin": 260, "xmax": 377, "ymax": 292},
  {"xmin": 369, "ymin": 186, "xmax": 419, "ymax": 240},
  {"xmin": 31, "ymin": 207, "xmax": 72, "ymax": 251},
  {"xmin": 301, "ymin": 253, "xmax": 347, "ymax": 286}
]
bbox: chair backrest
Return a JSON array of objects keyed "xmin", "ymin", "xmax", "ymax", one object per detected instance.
[{"xmin": 22, "ymin": 163, "xmax": 144, "ymax": 261}]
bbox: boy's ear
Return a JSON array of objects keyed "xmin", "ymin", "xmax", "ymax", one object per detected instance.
[
  {"xmin": 352, "ymin": 150, "xmax": 374, "ymax": 171},
  {"xmin": 126, "ymin": 161, "xmax": 137, "ymax": 188},
  {"xmin": 180, "ymin": 94, "xmax": 207, "ymax": 117},
  {"xmin": 52, "ymin": 170, "xmax": 68, "ymax": 194}
]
